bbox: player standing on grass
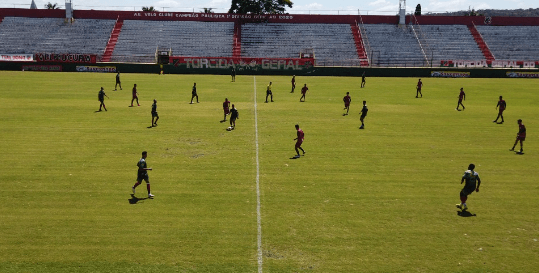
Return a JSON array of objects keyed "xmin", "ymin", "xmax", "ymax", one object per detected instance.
[
  {"xmin": 131, "ymin": 84, "xmax": 140, "ymax": 107},
  {"xmin": 265, "ymin": 82, "xmax": 274, "ymax": 103},
  {"xmin": 190, "ymin": 82, "xmax": 199, "ymax": 104},
  {"xmin": 361, "ymin": 72, "xmax": 366, "ymax": 88},
  {"xmin": 493, "ymin": 96, "xmax": 506, "ymax": 123},
  {"xmin": 456, "ymin": 163, "xmax": 481, "ymax": 211},
  {"xmin": 98, "ymin": 87, "xmax": 108, "ymax": 111},
  {"xmin": 230, "ymin": 104, "xmax": 239, "ymax": 128},
  {"xmin": 132, "ymin": 151, "xmax": 154, "ymax": 198},
  {"xmin": 343, "ymin": 92, "xmax": 351, "ymax": 115},
  {"xmin": 510, "ymin": 119, "xmax": 526, "ymax": 153},
  {"xmin": 114, "ymin": 71, "xmax": 122, "ymax": 91},
  {"xmin": 223, "ymin": 98, "xmax": 231, "ymax": 121},
  {"xmin": 300, "ymin": 84, "xmax": 308, "ymax": 102},
  {"xmin": 359, "ymin": 100, "xmax": 368, "ymax": 129},
  {"xmin": 416, "ymin": 79, "xmax": 423, "ymax": 98},
  {"xmin": 151, "ymin": 99, "xmax": 159, "ymax": 127},
  {"xmin": 294, "ymin": 124, "xmax": 305, "ymax": 158},
  {"xmin": 291, "ymin": 75, "xmax": 296, "ymax": 93},
  {"xmin": 456, "ymin": 88, "xmax": 466, "ymax": 111},
  {"xmin": 231, "ymin": 66, "xmax": 236, "ymax": 82}
]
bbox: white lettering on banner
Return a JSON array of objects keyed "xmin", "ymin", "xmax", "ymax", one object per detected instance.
[{"xmin": 180, "ymin": 58, "xmax": 304, "ymax": 70}]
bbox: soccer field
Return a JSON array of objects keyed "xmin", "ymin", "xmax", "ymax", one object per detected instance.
[{"xmin": 0, "ymin": 71, "xmax": 538, "ymax": 272}]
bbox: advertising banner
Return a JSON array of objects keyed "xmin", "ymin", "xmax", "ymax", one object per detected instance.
[
  {"xmin": 76, "ymin": 66, "xmax": 117, "ymax": 73},
  {"xmin": 431, "ymin": 71, "xmax": 471, "ymax": 78},
  {"xmin": 506, "ymin": 71, "xmax": 539, "ymax": 78},
  {"xmin": 441, "ymin": 60, "xmax": 539, "ymax": 68},
  {"xmin": 36, "ymin": 53, "xmax": 97, "ymax": 63},
  {"xmin": 170, "ymin": 56, "xmax": 315, "ymax": 71},
  {"xmin": 22, "ymin": 65, "xmax": 62, "ymax": 71},
  {"xmin": 1, "ymin": 54, "xmax": 34, "ymax": 62}
]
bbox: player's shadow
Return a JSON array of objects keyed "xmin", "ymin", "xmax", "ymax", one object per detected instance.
[
  {"xmin": 289, "ymin": 156, "xmax": 300, "ymax": 160},
  {"xmin": 220, "ymin": 120, "xmax": 226, "ymax": 123},
  {"xmin": 129, "ymin": 194, "xmax": 148, "ymax": 204},
  {"xmin": 515, "ymin": 152, "xmax": 524, "ymax": 155},
  {"xmin": 457, "ymin": 210, "xmax": 477, "ymax": 217}
]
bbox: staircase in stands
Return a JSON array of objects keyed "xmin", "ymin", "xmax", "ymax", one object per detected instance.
[
  {"xmin": 468, "ymin": 24, "xmax": 495, "ymax": 63},
  {"xmin": 101, "ymin": 17, "xmax": 124, "ymax": 62},
  {"xmin": 350, "ymin": 24, "xmax": 369, "ymax": 66},
  {"xmin": 232, "ymin": 21, "xmax": 242, "ymax": 58}
]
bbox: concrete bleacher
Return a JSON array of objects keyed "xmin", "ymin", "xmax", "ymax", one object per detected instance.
[
  {"xmin": 475, "ymin": 25, "xmax": 539, "ymax": 60},
  {"xmin": 362, "ymin": 24, "xmax": 425, "ymax": 66},
  {"xmin": 111, "ymin": 20, "xmax": 234, "ymax": 63},
  {"xmin": 0, "ymin": 17, "xmax": 115, "ymax": 55},
  {"xmin": 420, "ymin": 25, "xmax": 484, "ymax": 62},
  {"xmin": 241, "ymin": 23, "xmax": 359, "ymax": 66}
]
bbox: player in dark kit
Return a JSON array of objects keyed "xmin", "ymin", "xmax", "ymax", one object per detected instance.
[
  {"xmin": 230, "ymin": 104, "xmax": 239, "ymax": 128},
  {"xmin": 416, "ymin": 79, "xmax": 423, "ymax": 98},
  {"xmin": 493, "ymin": 96, "xmax": 506, "ymax": 123},
  {"xmin": 456, "ymin": 164, "xmax": 481, "ymax": 211},
  {"xmin": 131, "ymin": 84, "xmax": 139, "ymax": 107},
  {"xmin": 231, "ymin": 66, "xmax": 236, "ymax": 82},
  {"xmin": 361, "ymin": 72, "xmax": 366, "ymax": 88},
  {"xmin": 510, "ymin": 119, "xmax": 526, "ymax": 153},
  {"xmin": 294, "ymin": 124, "xmax": 305, "ymax": 158},
  {"xmin": 151, "ymin": 99, "xmax": 159, "ymax": 127},
  {"xmin": 223, "ymin": 98, "xmax": 231, "ymax": 121},
  {"xmin": 343, "ymin": 92, "xmax": 351, "ymax": 115},
  {"xmin": 265, "ymin": 82, "xmax": 273, "ymax": 103},
  {"xmin": 456, "ymin": 88, "xmax": 466, "ymax": 111},
  {"xmin": 114, "ymin": 71, "xmax": 122, "ymax": 90},
  {"xmin": 190, "ymin": 82, "xmax": 199, "ymax": 104},
  {"xmin": 98, "ymin": 87, "xmax": 108, "ymax": 111},
  {"xmin": 291, "ymin": 75, "xmax": 296, "ymax": 93},
  {"xmin": 359, "ymin": 100, "xmax": 368, "ymax": 129},
  {"xmin": 300, "ymin": 84, "xmax": 308, "ymax": 102},
  {"xmin": 132, "ymin": 151, "xmax": 154, "ymax": 198}
]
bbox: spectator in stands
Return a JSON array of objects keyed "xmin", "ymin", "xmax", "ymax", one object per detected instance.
[
  {"xmin": 231, "ymin": 67, "xmax": 236, "ymax": 82},
  {"xmin": 98, "ymin": 87, "xmax": 108, "ymax": 111},
  {"xmin": 493, "ymin": 96, "xmax": 506, "ymax": 123},
  {"xmin": 190, "ymin": 83, "xmax": 199, "ymax": 104},
  {"xmin": 416, "ymin": 79, "xmax": 423, "ymax": 98},
  {"xmin": 456, "ymin": 88, "xmax": 466, "ymax": 111},
  {"xmin": 361, "ymin": 72, "xmax": 366, "ymax": 88},
  {"xmin": 291, "ymin": 75, "xmax": 296, "ymax": 93},
  {"xmin": 114, "ymin": 71, "xmax": 122, "ymax": 91},
  {"xmin": 300, "ymin": 84, "xmax": 308, "ymax": 102},
  {"xmin": 131, "ymin": 84, "xmax": 140, "ymax": 107},
  {"xmin": 265, "ymin": 82, "xmax": 274, "ymax": 103}
]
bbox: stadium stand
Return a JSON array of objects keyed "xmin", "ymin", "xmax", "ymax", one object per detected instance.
[
  {"xmin": 111, "ymin": 20, "xmax": 234, "ymax": 63},
  {"xmin": 240, "ymin": 23, "xmax": 359, "ymax": 66},
  {"xmin": 475, "ymin": 25, "xmax": 539, "ymax": 60},
  {"xmin": 0, "ymin": 17, "xmax": 115, "ymax": 56},
  {"xmin": 420, "ymin": 25, "xmax": 485, "ymax": 63}
]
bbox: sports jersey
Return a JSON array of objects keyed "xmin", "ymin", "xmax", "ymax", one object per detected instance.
[
  {"xmin": 223, "ymin": 100, "xmax": 230, "ymax": 109},
  {"xmin": 291, "ymin": 77, "xmax": 295, "ymax": 84},
  {"xmin": 301, "ymin": 86, "xmax": 308, "ymax": 94},
  {"xmin": 361, "ymin": 105, "xmax": 368, "ymax": 116},
  {"xmin": 297, "ymin": 129, "xmax": 304, "ymax": 142},
  {"xmin": 417, "ymin": 80, "xmax": 422, "ymax": 90},
  {"xmin": 498, "ymin": 100, "xmax": 506, "ymax": 111},
  {"xmin": 151, "ymin": 102, "xmax": 157, "ymax": 113},
  {"xmin": 343, "ymin": 95, "xmax": 351, "ymax": 104},
  {"xmin": 230, "ymin": 108, "xmax": 239, "ymax": 119},
  {"xmin": 98, "ymin": 90, "xmax": 105, "ymax": 101},
  {"xmin": 192, "ymin": 86, "xmax": 197, "ymax": 96},
  {"xmin": 116, "ymin": 73, "xmax": 120, "ymax": 83},
  {"xmin": 462, "ymin": 170, "xmax": 480, "ymax": 192},
  {"xmin": 267, "ymin": 85, "xmax": 272, "ymax": 94},
  {"xmin": 137, "ymin": 158, "xmax": 147, "ymax": 175},
  {"xmin": 518, "ymin": 123, "xmax": 526, "ymax": 138},
  {"xmin": 132, "ymin": 87, "xmax": 137, "ymax": 97},
  {"xmin": 459, "ymin": 90, "xmax": 465, "ymax": 100}
]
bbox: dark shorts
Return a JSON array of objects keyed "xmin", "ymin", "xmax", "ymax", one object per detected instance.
[
  {"xmin": 230, "ymin": 117, "xmax": 237, "ymax": 122},
  {"xmin": 517, "ymin": 135, "xmax": 526, "ymax": 141},
  {"xmin": 345, "ymin": 103, "xmax": 350, "ymax": 107},
  {"xmin": 458, "ymin": 99, "xmax": 463, "ymax": 103},
  {"xmin": 360, "ymin": 114, "xmax": 367, "ymax": 120},
  {"xmin": 460, "ymin": 188, "xmax": 474, "ymax": 196},
  {"xmin": 99, "ymin": 99, "xmax": 104, "ymax": 103},
  {"xmin": 152, "ymin": 111, "xmax": 159, "ymax": 117},
  {"xmin": 132, "ymin": 95, "xmax": 138, "ymax": 99},
  {"xmin": 295, "ymin": 141, "xmax": 303, "ymax": 148},
  {"xmin": 137, "ymin": 172, "xmax": 149, "ymax": 182},
  {"xmin": 499, "ymin": 109, "xmax": 505, "ymax": 114},
  {"xmin": 267, "ymin": 91, "xmax": 272, "ymax": 95},
  {"xmin": 224, "ymin": 108, "xmax": 230, "ymax": 115}
]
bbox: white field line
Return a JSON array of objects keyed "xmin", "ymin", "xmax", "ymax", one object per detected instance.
[{"xmin": 254, "ymin": 76, "xmax": 263, "ymax": 272}]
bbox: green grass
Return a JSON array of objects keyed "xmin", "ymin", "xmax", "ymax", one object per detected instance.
[{"xmin": 0, "ymin": 71, "xmax": 538, "ymax": 272}]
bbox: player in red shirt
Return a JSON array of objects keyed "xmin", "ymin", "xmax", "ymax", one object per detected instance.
[
  {"xmin": 456, "ymin": 88, "xmax": 466, "ymax": 111},
  {"xmin": 343, "ymin": 92, "xmax": 351, "ymax": 115},
  {"xmin": 291, "ymin": 75, "xmax": 296, "ymax": 93},
  {"xmin": 416, "ymin": 79, "xmax": 423, "ymax": 98},
  {"xmin": 294, "ymin": 124, "xmax": 305, "ymax": 158},
  {"xmin": 131, "ymin": 84, "xmax": 140, "ymax": 107},
  {"xmin": 510, "ymin": 119, "xmax": 526, "ymax": 153},
  {"xmin": 493, "ymin": 96, "xmax": 506, "ymax": 123},
  {"xmin": 300, "ymin": 84, "xmax": 308, "ymax": 102},
  {"xmin": 222, "ymin": 98, "xmax": 231, "ymax": 121}
]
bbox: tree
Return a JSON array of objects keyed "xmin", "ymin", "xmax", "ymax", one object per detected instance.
[
  {"xmin": 229, "ymin": 0, "xmax": 293, "ymax": 14},
  {"xmin": 142, "ymin": 6, "xmax": 155, "ymax": 12},
  {"xmin": 45, "ymin": 2, "xmax": 60, "ymax": 9},
  {"xmin": 414, "ymin": 4, "xmax": 421, "ymax": 16},
  {"xmin": 203, "ymin": 8, "xmax": 214, "ymax": 13}
]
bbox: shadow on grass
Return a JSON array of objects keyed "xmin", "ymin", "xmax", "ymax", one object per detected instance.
[
  {"xmin": 129, "ymin": 194, "xmax": 149, "ymax": 204},
  {"xmin": 457, "ymin": 210, "xmax": 477, "ymax": 217}
]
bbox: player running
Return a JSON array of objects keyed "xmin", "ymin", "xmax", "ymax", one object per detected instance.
[
  {"xmin": 456, "ymin": 88, "xmax": 466, "ymax": 111},
  {"xmin": 293, "ymin": 124, "xmax": 305, "ymax": 158},
  {"xmin": 456, "ymin": 163, "xmax": 481, "ymax": 211},
  {"xmin": 416, "ymin": 79, "xmax": 423, "ymax": 98},
  {"xmin": 131, "ymin": 84, "xmax": 140, "ymax": 107},
  {"xmin": 359, "ymin": 100, "xmax": 368, "ymax": 129},
  {"xmin": 190, "ymin": 82, "xmax": 199, "ymax": 104},
  {"xmin": 265, "ymin": 82, "xmax": 274, "ymax": 103},
  {"xmin": 132, "ymin": 151, "xmax": 154, "ymax": 198},
  {"xmin": 343, "ymin": 92, "xmax": 351, "ymax": 115},
  {"xmin": 493, "ymin": 96, "xmax": 506, "ymax": 123},
  {"xmin": 230, "ymin": 104, "xmax": 239, "ymax": 128},
  {"xmin": 222, "ymin": 98, "xmax": 231, "ymax": 121},
  {"xmin": 300, "ymin": 84, "xmax": 308, "ymax": 102},
  {"xmin": 114, "ymin": 71, "xmax": 122, "ymax": 91},
  {"xmin": 510, "ymin": 119, "xmax": 526, "ymax": 153},
  {"xmin": 151, "ymin": 99, "xmax": 159, "ymax": 127},
  {"xmin": 98, "ymin": 87, "xmax": 109, "ymax": 111},
  {"xmin": 291, "ymin": 75, "xmax": 296, "ymax": 93},
  {"xmin": 361, "ymin": 72, "xmax": 366, "ymax": 88}
]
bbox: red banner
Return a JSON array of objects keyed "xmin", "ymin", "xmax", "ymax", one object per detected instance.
[
  {"xmin": 35, "ymin": 53, "xmax": 97, "ymax": 63},
  {"xmin": 170, "ymin": 56, "xmax": 315, "ymax": 71}
]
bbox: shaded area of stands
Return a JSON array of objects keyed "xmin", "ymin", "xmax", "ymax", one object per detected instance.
[
  {"xmin": 0, "ymin": 17, "xmax": 115, "ymax": 56},
  {"xmin": 476, "ymin": 25, "xmax": 539, "ymax": 60},
  {"xmin": 111, "ymin": 20, "xmax": 234, "ymax": 63}
]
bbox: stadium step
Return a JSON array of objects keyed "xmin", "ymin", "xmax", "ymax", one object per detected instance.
[
  {"xmin": 101, "ymin": 18, "xmax": 124, "ymax": 62},
  {"xmin": 350, "ymin": 24, "xmax": 369, "ymax": 66},
  {"xmin": 232, "ymin": 21, "xmax": 242, "ymax": 58},
  {"xmin": 468, "ymin": 24, "xmax": 495, "ymax": 62}
]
